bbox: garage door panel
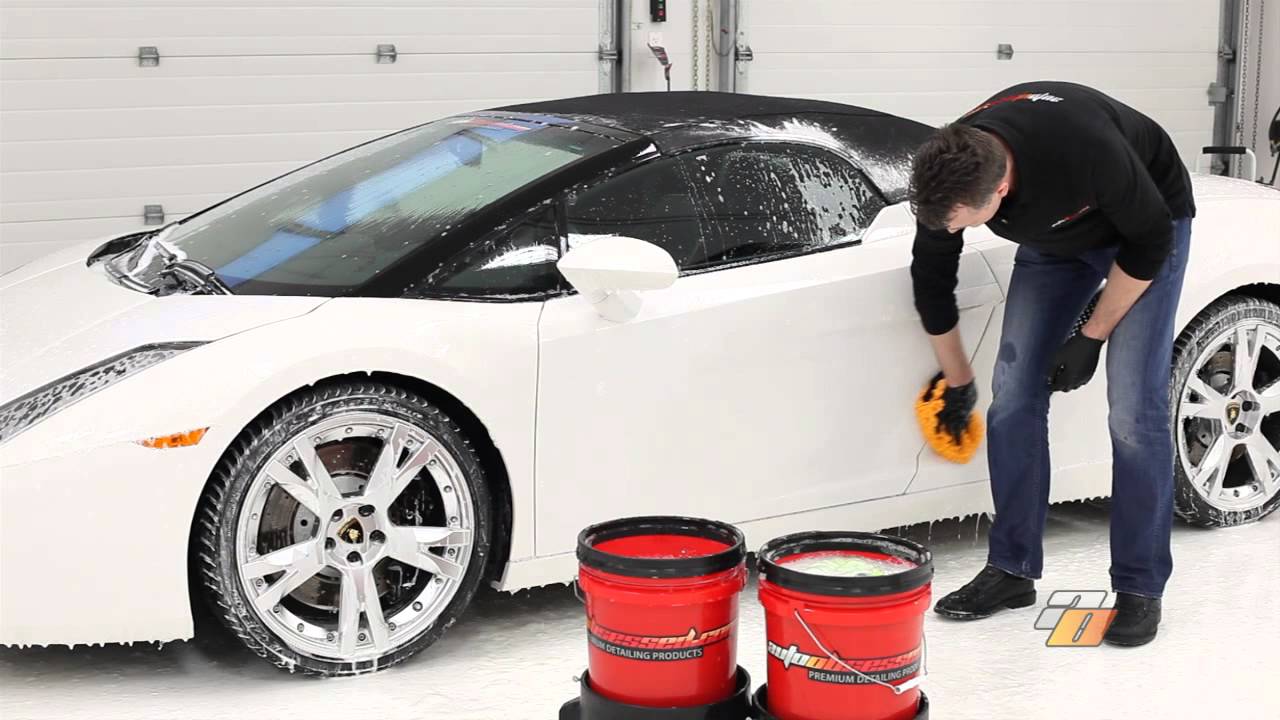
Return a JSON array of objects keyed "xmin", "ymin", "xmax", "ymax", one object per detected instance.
[
  {"xmin": 3, "ymin": 99, "xmax": 524, "ymax": 143},
  {"xmin": 1, "ymin": 216, "xmax": 190, "ymax": 262},
  {"xmin": 753, "ymin": 50, "xmax": 1213, "ymax": 72},
  {"xmin": 4, "ymin": 8, "xmax": 592, "ymax": 41},
  {"xmin": 4, "ymin": 194, "xmax": 234, "ymax": 224},
  {"xmin": 4, "ymin": 161, "xmax": 309, "ymax": 205},
  {"xmin": 0, "ymin": 1, "xmax": 609, "ymax": 271},
  {"xmin": 0, "ymin": 3, "xmax": 598, "ymax": 59},
  {"xmin": 1, "ymin": 35, "xmax": 598, "ymax": 61},
  {"xmin": 1168, "ymin": 130, "xmax": 1217, "ymax": 168},
  {"xmin": 2, "ymin": 0, "xmax": 591, "ymax": 5},
  {"xmin": 909, "ymin": 116, "xmax": 1213, "ymax": 142},
  {"xmin": 1, "ymin": 66, "xmax": 597, "ymax": 112},
  {"xmin": 751, "ymin": 26, "xmax": 1212, "ymax": 54},
  {"xmin": 751, "ymin": 0, "xmax": 1211, "ymax": 28},
  {"xmin": 743, "ymin": 0, "xmax": 1218, "ymax": 166},
  {"xmin": 2, "ymin": 131, "xmax": 373, "ymax": 173},
  {"xmin": 0, "ymin": 52, "xmax": 597, "ymax": 82},
  {"xmin": 752, "ymin": 53, "xmax": 1213, "ymax": 93},
  {"xmin": 789, "ymin": 90, "xmax": 1213, "ymax": 124}
]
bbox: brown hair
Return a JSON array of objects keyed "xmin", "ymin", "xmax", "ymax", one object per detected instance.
[{"xmin": 909, "ymin": 124, "xmax": 1007, "ymax": 230}]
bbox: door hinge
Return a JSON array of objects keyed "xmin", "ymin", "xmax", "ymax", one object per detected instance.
[
  {"xmin": 376, "ymin": 44, "xmax": 397, "ymax": 64},
  {"xmin": 137, "ymin": 46, "xmax": 160, "ymax": 67},
  {"xmin": 997, "ymin": 43, "xmax": 1015, "ymax": 60},
  {"xmin": 143, "ymin": 204, "xmax": 165, "ymax": 226},
  {"xmin": 1207, "ymin": 81, "xmax": 1232, "ymax": 106},
  {"xmin": 736, "ymin": 45, "xmax": 754, "ymax": 63},
  {"xmin": 599, "ymin": 48, "xmax": 620, "ymax": 63}
]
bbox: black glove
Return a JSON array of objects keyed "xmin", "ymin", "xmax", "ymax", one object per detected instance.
[
  {"xmin": 925, "ymin": 372, "xmax": 978, "ymax": 444},
  {"xmin": 1047, "ymin": 333, "xmax": 1104, "ymax": 392}
]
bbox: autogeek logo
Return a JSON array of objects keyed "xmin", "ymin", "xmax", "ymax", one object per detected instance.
[
  {"xmin": 1034, "ymin": 591, "xmax": 1118, "ymax": 647},
  {"xmin": 766, "ymin": 641, "xmax": 922, "ymax": 685}
]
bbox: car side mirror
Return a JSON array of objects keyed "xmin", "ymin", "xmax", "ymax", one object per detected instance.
[{"xmin": 557, "ymin": 234, "xmax": 678, "ymax": 322}]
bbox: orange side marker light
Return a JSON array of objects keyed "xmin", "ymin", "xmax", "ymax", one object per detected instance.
[{"xmin": 137, "ymin": 428, "xmax": 208, "ymax": 449}]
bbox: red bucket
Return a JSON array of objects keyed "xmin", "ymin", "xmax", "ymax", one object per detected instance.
[
  {"xmin": 757, "ymin": 532, "xmax": 933, "ymax": 720},
  {"xmin": 576, "ymin": 516, "xmax": 748, "ymax": 708}
]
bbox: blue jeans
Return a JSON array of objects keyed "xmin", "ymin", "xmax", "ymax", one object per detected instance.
[{"xmin": 985, "ymin": 218, "xmax": 1192, "ymax": 598}]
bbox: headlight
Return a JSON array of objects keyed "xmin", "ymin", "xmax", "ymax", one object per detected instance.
[{"xmin": 0, "ymin": 342, "xmax": 203, "ymax": 444}]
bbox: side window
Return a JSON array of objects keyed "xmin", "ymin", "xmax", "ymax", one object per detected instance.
[
  {"xmin": 685, "ymin": 143, "xmax": 885, "ymax": 266},
  {"xmin": 563, "ymin": 157, "xmax": 710, "ymax": 269},
  {"xmin": 415, "ymin": 204, "xmax": 561, "ymax": 297}
]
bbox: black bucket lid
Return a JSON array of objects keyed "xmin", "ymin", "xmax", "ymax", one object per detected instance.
[
  {"xmin": 577, "ymin": 516, "xmax": 746, "ymax": 579},
  {"xmin": 757, "ymin": 531, "xmax": 933, "ymax": 597}
]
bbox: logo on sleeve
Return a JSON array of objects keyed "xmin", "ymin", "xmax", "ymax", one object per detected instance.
[
  {"xmin": 963, "ymin": 92, "xmax": 1064, "ymax": 118},
  {"xmin": 1050, "ymin": 204, "xmax": 1092, "ymax": 229}
]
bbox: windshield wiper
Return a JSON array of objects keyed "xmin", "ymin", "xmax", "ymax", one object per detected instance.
[
  {"xmin": 158, "ymin": 258, "xmax": 232, "ymax": 296},
  {"xmin": 120, "ymin": 224, "xmax": 231, "ymax": 295}
]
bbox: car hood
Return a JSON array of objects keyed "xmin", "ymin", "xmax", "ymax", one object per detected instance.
[{"xmin": 0, "ymin": 250, "xmax": 326, "ymax": 404}]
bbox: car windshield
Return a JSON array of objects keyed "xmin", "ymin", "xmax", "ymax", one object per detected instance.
[{"xmin": 110, "ymin": 116, "xmax": 619, "ymax": 295}]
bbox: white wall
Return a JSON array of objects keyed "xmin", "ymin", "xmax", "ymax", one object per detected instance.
[
  {"xmin": 625, "ymin": 0, "xmax": 727, "ymax": 93},
  {"xmin": 0, "ymin": 0, "xmax": 606, "ymax": 273},
  {"xmin": 736, "ymin": 0, "xmax": 1220, "ymax": 168},
  {"xmin": 0, "ymin": 1, "xmax": 1236, "ymax": 272}
]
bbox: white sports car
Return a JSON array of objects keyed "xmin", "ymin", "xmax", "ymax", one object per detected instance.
[{"xmin": 1, "ymin": 92, "xmax": 1277, "ymax": 676}]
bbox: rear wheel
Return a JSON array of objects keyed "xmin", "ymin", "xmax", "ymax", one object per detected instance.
[
  {"xmin": 196, "ymin": 382, "xmax": 492, "ymax": 676},
  {"xmin": 1171, "ymin": 296, "xmax": 1280, "ymax": 527}
]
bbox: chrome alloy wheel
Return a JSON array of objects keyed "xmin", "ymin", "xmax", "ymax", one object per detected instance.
[
  {"xmin": 1177, "ymin": 320, "xmax": 1280, "ymax": 512},
  {"xmin": 234, "ymin": 413, "xmax": 474, "ymax": 662}
]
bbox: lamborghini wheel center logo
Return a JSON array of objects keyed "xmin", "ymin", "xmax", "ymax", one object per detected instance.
[{"xmin": 339, "ymin": 518, "xmax": 365, "ymax": 544}]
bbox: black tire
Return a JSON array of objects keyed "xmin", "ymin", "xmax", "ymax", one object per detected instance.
[
  {"xmin": 194, "ymin": 381, "xmax": 493, "ymax": 676},
  {"xmin": 1171, "ymin": 295, "xmax": 1280, "ymax": 527}
]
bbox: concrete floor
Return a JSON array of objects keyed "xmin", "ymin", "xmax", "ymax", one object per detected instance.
[{"xmin": 2, "ymin": 502, "xmax": 1276, "ymax": 720}]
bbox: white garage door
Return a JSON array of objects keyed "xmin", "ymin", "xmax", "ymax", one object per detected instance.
[
  {"xmin": 0, "ymin": 0, "xmax": 612, "ymax": 272},
  {"xmin": 738, "ymin": 0, "xmax": 1218, "ymax": 165}
]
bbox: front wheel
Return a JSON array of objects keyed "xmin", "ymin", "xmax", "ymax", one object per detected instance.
[
  {"xmin": 195, "ymin": 382, "xmax": 492, "ymax": 676},
  {"xmin": 1171, "ymin": 296, "xmax": 1280, "ymax": 527}
]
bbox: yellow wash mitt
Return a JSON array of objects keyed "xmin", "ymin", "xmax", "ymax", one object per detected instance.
[{"xmin": 914, "ymin": 374, "xmax": 984, "ymax": 463}]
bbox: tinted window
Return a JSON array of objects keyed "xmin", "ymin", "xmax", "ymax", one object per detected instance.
[
  {"xmin": 688, "ymin": 143, "xmax": 884, "ymax": 264},
  {"xmin": 563, "ymin": 157, "xmax": 710, "ymax": 268},
  {"xmin": 563, "ymin": 144, "xmax": 884, "ymax": 274},
  {"xmin": 411, "ymin": 204, "xmax": 561, "ymax": 298},
  {"xmin": 109, "ymin": 117, "xmax": 618, "ymax": 295}
]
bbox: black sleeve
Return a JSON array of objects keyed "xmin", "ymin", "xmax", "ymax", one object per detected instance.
[
  {"xmin": 910, "ymin": 220, "xmax": 964, "ymax": 335},
  {"xmin": 1092, "ymin": 130, "xmax": 1174, "ymax": 280}
]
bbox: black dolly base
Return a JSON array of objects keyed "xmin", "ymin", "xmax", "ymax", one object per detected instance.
[
  {"xmin": 559, "ymin": 667, "xmax": 752, "ymax": 720},
  {"xmin": 749, "ymin": 685, "xmax": 929, "ymax": 719}
]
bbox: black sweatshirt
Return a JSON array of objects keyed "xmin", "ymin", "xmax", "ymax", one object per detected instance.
[{"xmin": 910, "ymin": 81, "xmax": 1196, "ymax": 335}]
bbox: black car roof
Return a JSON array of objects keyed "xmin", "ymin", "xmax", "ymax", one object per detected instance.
[{"xmin": 491, "ymin": 91, "xmax": 933, "ymax": 202}]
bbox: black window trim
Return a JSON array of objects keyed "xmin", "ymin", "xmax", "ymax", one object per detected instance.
[{"xmin": 403, "ymin": 199, "xmax": 572, "ymax": 303}]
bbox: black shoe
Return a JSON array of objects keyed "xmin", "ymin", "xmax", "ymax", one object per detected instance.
[
  {"xmin": 1102, "ymin": 592, "xmax": 1161, "ymax": 647},
  {"xmin": 934, "ymin": 565, "xmax": 1036, "ymax": 620}
]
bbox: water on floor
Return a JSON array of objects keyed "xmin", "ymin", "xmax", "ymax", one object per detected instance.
[{"xmin": 2, "ymin": 502, "xmax": 1275, "ymax": 719}]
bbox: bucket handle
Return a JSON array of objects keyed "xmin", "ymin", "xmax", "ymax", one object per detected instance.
[{"xmin": 791, "ymin": 609, "xmax": 927, "ymax": 696}]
